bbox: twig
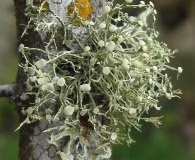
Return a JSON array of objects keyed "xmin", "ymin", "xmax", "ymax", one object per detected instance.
[{"xmin": 0, "ymin": 83, "xmax": 19, "ymax": 97}]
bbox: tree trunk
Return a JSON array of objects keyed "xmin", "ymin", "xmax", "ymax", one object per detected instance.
[
  {"xmin": 14, "ymin": 0, "xmax": 60, "ymax": 159},
  {"xmin": 13, "ymin": 0, "xmax": 107, "ymax": 159}
]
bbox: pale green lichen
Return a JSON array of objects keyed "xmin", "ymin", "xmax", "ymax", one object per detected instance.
[{"xmin": 18, "ymin": 0, "xmax": 182, "ymax": 159}]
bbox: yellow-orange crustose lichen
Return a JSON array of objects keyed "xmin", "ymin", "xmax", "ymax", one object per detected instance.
[
  {"xmin": 37, "ymin": 0, "xmax": 49, "ymax": 10},
  {"xmin": 67, "ymin": 0, "xmax": 94, "ymax": 22}
]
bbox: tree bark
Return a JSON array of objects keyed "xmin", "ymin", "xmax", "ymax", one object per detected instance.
[
  {"xmin": 14, "ymin": 0, "xmax": 58, "ymax": 159},
  {"xmin": 13, "ymin": 0, "xmax": 106, "ymax": 159}
]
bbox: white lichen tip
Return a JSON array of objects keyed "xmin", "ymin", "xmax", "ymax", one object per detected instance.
[
  {"xmin": 153, "ymin": 66, "xmax": 157, "ymax": 71},
  {"xmin": 103, "ymin": 6, "xmax": 111, "ymax": 14},
  {"xmin": 117, "ymin": 36, "xmax": 124, "ymax": 44},
  {"xmin": 121, "ymin": 58, "xmax": 130, "ymax": 70},
  {"xmin": 109, "ymin": 25, "xmax": 117, "ymax": 32},
  {"xmin": 102, "ymin": 67, "xmax": 111, "ymax": 75},
  {"xmin": 28, "ymin": 67, "xmax": 35, "ymax": 76},
  {"xmin": 149, "ymin": 78, "xmax": 153, "ymax": 85},
  {"xmin": 80, "ymin": 83, "xmax": 91, "ymax": 92},
  {"xmin": 139, "ymin": 40, "xmax": 146, "ymax": 46},
  {"xmin": 133, "ymin": 60, "xmax": 142, "ymax": 68},
  {"xmin": 46, "ymin": 83, "xmax": 55, "ymax": 92},
  {"xmin": 27, "ymin": 107, "xmax": 33, "ymax": 115},
  {"xmin": 35, "ymin": 59, "xmax": 47, "ymax": 69},
  {"xmin": 93, "ymin": 108, "xmax": 99, "ymax": 114},
  {"xmin": 37, "ymin": 78, "xmax": 45, "ymax": 85},
  {"xmin": 142, "ymin": 45, "xmax": 148, "ymax": 52},
  {"xmin": 57, "ymin": 78, "xmax": 65, "ymax": 87},
  {"xmin": 52, "ymin": 76, "xmax": 59, "ymax": 84},
  {"xmin": 165, "ymin": 93, "xmax": 171, "ymax": 99},
  {"xmin": 145, "ymin": 68, "xmax": 150, "ymax": 73},
  {"xmin": 98, "ymin": 40, "xmax": 105, "ymax": 47},
  {"xmin": 83, "ymin": 20, "xmax": 89, "ymax": 26},
  {"xmin": 129, "ymin": 108, "xmax": 137, "ymax": 115},
  {"xmin": 140, "ymin": 1, "xmax": 145, "ymax": 5},
  {"xmin": 106, "ymin": 41, "xmax": 115, "ymax": 52},
  {"xmin": 64, "ymin": 105, "xmax": 75, "ymax": 116},
  {"xmin": 84, "ymin": 46, "xmax": 90, "ymax": 52},
  {"xmin": 29, "ymin": 76, "xmax": 36, "ymax": 82},
  {"xmin": 41, "ymin": 84, "xmax": 47, "ymax": 91},
  {"xmin": 89, "ymin": 21, "xmax": 95, "ymax": 26},
  {"xmin": 142, "ymin": 53, "xmax": 149, "ymax": 58},
  {"xmin": 149, "ymin": 1, "xmax": 154, "ymax": 7},
  {"xmin": 137, "ymin": 96, "xmax": 143, "ymax": 102},
  {"xmin": 111, "ymin": 133, "xmax": 117, "ymax": 141},
  {"xmin": 18, "ymin": 43, "xmax": 24, "ymax": 52},
  {"xmin": 178, "ymin": 67, "xmax": 183, "ymax": 73},
  {"xmin": 125, "ymin": 0, "xmax": 133, "ymax": 4},
  {"xmin": 122, "ymin": 58, "xmax": 129, "ymax": 65},
  {"xmin": 46, "ymin": 114, "xmax": 52, "ymax": 121},
  {"xmin": 99, "ymin": 22, "xmax": 106, "ymax": 29}
]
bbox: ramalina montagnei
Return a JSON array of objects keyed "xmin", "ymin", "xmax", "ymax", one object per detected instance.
[{"xmin": 17, "ymin": 0, "xmax": 182, "ymax": 159}]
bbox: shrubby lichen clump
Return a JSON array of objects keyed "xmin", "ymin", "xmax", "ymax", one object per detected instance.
[{"xmin": 18, "ymin": 0, "xmax": 182, "ymax": 159}]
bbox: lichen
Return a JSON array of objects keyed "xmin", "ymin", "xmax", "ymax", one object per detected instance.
[
  {"xmin": 17, "ymin": 0, "xmax": 182, "ymax": 159},
  {"xmin": 37, "ymin": 0, "xmax": 50, "ymax": 10},
  {"xmin": 67, "ymin": 0, "xmax": 94, "ymax": 22}
]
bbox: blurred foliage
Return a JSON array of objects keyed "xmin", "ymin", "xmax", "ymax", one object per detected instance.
[
  {"xmin": 112, "ymin": 128, "xmax": 185, "ymax": 160},
  {"xmin": 0, "ymin": 0, "xmax": 195, "ymax": 160},
  {"xmin": 112, "ymin": 101, "xmax": 195, "ymax": 160},
  {"xmin": 0, "ymin": 99, "xmax": 19, "ymax": 160},
  {"xmin": 0, "ymin": 1, "xmax": 19, "ymax": 160},
  {"xmin": 0, "ymin": 44, "xmax": 19, "ymax": 159}
]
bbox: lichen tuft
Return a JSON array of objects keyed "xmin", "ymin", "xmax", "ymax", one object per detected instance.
[{"xmin": 17, "ymin": 0, "xmax": 182, "ymax": 159}]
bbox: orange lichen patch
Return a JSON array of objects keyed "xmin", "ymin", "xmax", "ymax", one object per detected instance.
[
  {"xmin": 37, "ymin": 0, "xmax": 49, "ymax": 10},
  {"xmin": 67, "ymin": 0, "xmax": 94, "ymax": 21}
]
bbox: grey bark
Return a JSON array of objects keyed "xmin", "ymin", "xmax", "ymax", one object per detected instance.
[{"xmin": 13, "ymin": 0, "xmax": 107, "ymax": 160}]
